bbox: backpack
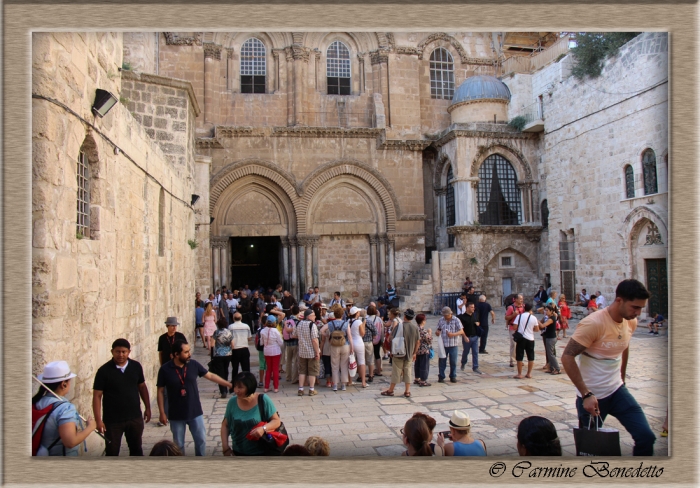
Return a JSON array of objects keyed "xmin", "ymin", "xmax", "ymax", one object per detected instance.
[
  {"xmin": 329, "ymin": 320, "xmax": 347, "ymax": 347},
  {"xmin": 370, "ymin": 317, "xmax": 383, "ymax": 345},
  {"xmin": 32, "ymin": 400, "xmax": 66, "ymax": 456},
  {"xmin": 255, "ymin": 327, "xmax": 265, "ymax": 352}
]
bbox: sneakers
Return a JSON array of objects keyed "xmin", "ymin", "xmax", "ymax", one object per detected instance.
[
  {"xmin": 298, "ymin": 389, "xmax": 305, "ymax": 396},
  {"xmin": 156, "ymin": 421, "xmax": 166, "ymax": 427},
  {"xmin": 460, "ymin": 363, "xmax": 466, "ymax": 371},
  {"xmin": 309, "ymin": 389, "xmax": 318, "ymax": 396},
  {"xmin": 382, "ymin": 355, "xmax": 389, "ymax": 360},
  {"xmin": 258, "ymin": 381, "xmax": 264, "ymax": 387},
  {"xmin": 450, "ymin": 378, "xmax": 457, "ymax": 383},
  {"xmin": 654, "ymin": 332, "xmax": 659, "ymax": 335},
  {"xmin": 333, "ymin": 385, "xmax": 338, "ymax": 392},
  {"xmin": 473, "ymin": 369, "xmax": 484, "ymax": 375},
  {"xmin": 480, "ymin": 351, "xmax": 488, "ymax": 355},
  {"xmin": 438, "ymin": 378, "xmax": 445, "ymax": 383},
  {"xmin": 341, "ymin": 384, "xmax": 347, "ymax": 391}
]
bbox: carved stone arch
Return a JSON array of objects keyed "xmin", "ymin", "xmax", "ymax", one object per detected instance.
[
  {"xmin": 214, "ymin": 32, "xmax": 280, "ymax": 51},
  {"xmin": 470, "ymin": 143, "xmax": 533, "ymax": 181},
  {"xmin": 433, "ymin": 153, "xmax": 456, "ymax": 190},
  {"xmin": 305, "ymin": 176, "xmax": 385, "ymax": 235},
  {"xmin": 209, "ymin": 160, "xmax": 302, "ymax": 217},
  {"xmin": 623, "ymin": 206, "xmax": 668, "ymax": 279},
  {"xmin": 484, "ymin": 246, "xmax": 536, "ymax": 272},
  {"xmin": 299, "ymin": 160, "xmax": 399, "ymax": 234},
  {"xmin": 376, "ymin": 33, "xmax": 392, "ymax": 50},
  {"xmin": 417, "ymin": 33, "xmax": 469, "ymax": 63},
  {"xmin": 622, "ymin": 206, "xmax": 668, "ymax": 248},
  {"xmin": 213, "ymin": 177, "xmax": 297, "ymax": 236}
]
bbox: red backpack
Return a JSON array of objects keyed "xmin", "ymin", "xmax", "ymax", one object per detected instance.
[{"xmin": 32, "ymin": 401, "xmax": 66, "ymax": 456}]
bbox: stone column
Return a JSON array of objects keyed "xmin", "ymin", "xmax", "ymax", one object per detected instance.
[
  {"xmin": 212, "ymin": 247, "xmax": 220, "ymax": 290},
  {"xmin": 203, "ymin": 43, "xmax": 222, "ymax": 126},
  {"xmin": 221, "ymin": 239, "xmax": 229, "ymax": 290},
  {"xmin": 285, "ymin": 49, "xmax": 294, "ymax": 126},
  {"xmin": 369, "ymin": 235, "xmax": 378, "ymax": 298},
  {"xmin": 297, "ymin": 235, "xmax": 307, "ymax": 295},
  {"xmin": 280, "ymin": 236, "xmax": 290, "ymax": 290},
  {"xmin": 518, "ymin": 182, "xmax": 532, "ymax": 223},
  {"xmin": 378, "ymin": 234, "xmax": 387, "ymax": 292},
  {"xmin": 211, "ymin": 237, "xmax": 228, "ymax": 290},
  {"xmin": 453, "ymin": 179, "xmax": 471, "ymax": 226},
  {"xmin": 194, "ymin": 155, "xmax": 212, "ymax": 295},
  {"xmin": 309, "ymin": 236, "xmax": 320, "ymax": 288},
  {"xmin": 387, "ymin": 234, "xmax": 396, "ymax": 287},
  {"xmin": 226, "ymin": 48, "xmax": 235, "ymax": 91},
  {"xmin": 289, "ymin": 238, "xmax": 299, "ymax": 299},
  {"xmin": 467, "ymin": 177, "xmax": 480, "ymax": 224}
]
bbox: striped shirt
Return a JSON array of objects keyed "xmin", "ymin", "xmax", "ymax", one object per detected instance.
[{"xmin": 436, "ymin": 316, "xmax": 463, "ymax": 348}]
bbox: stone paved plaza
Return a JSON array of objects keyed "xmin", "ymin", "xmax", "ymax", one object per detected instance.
[{"xmin": 135, "ymin": 309, "xmax": 668, "ymax": 457}]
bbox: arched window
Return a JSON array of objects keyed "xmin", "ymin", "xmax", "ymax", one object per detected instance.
[
  {"xmin": 327, "ymin": 41, "xmax": 351, "ymax": 95},
  {"xmin": 76, "ymin": 149, "xmax": 90, "ymax": 238},
  {"xmin": 240, "ymin": 38, "xmax": 266, "ymax": 93},
  {"xmin": 430, "ymin": 48, "xmax": 455, "ymax": 100},
  {"xmin": 541, "ymin": 199, "xmax": 549, "ymax": 229},
  {"xmin": 642, "ymin": 149, "xmax": 658, "ymax": 195},
  {"xmin": 624, "ymin": 164, "xmax": 635, "ymax": 199},
  {"xmin": 477, "ymin": 155, "xmax": 521, "ymax": 225},
  {"xmin": 158, "ymin": 187, "xmax": 165, "ymax": 256},
  {"xmin": 446, "ymin": 166, "xmax": 456, "ymax": 247}
]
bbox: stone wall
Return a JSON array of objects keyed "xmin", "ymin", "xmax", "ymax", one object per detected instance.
[
  {"xmin": 542, "ymin": 32, "xmax": 668, "ymax": 306},
  {"xmin": 123, "ymin": 32, "xmax": 158, "ymax": 74},
  {"xmin": 317, "ymin": 235, "xmax": 371, "ymax": 304},
  {"xmin": 32, "ymin": 32, "xmax": 197, "ymax": 455}
]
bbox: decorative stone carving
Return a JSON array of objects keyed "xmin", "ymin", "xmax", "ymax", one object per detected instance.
[
  {"xmin": 644, "ymin": 222, "xmax": 663, "ymax": 245},
  {"xmin": 376, "ymin": 136, "xmax": 431, "ymax": 151},
  {"xmin": 195, "ymin": 137, "xmax": 224, "ymax": 149},
  {"xmin": 211, "ymin": 236, "xmax": 229, "ymax": 249},
  {"xmin": 370, "ymin": 50, "xmax": 389, "ymax": 65},
  {"xmin": 271, "ymin": 126, "xmax": 382, "ymax": 138},
  {"xmin": 447, "ymin": 225, "xmax": 543, "ymax": 243},
  {"xmin": 470, "ymin": 142, "xmax": 534, "ymax": 181},
  {"xmin": 216, "ymin": 126, "xmax": 261, "ymax": 138},
  {"xmin": 292, "ymin": 32, "xmax": 304, "ymax": 45},
  {"xmin": 164, "ymin": 32, "xmax": 202, "ymax": 46},
  {"xmin": 416, "ymin": 33, "xmax": 469, "ymax": 64},
  {"xmin": 280, "ymin": 236, "xmax": 290, "ymax": 247},
  {"xmin": 203, "ymin": 43, "xmax": 222, "ymax": 60},
  {"xmin": 398, "ymin": 214, "xmax": 426, "ymax": 221},
  {"xmin": 227, "ymin": 48, "xmax": 234, "ymax": 59},
  {"xmin": 395, "ymin": 46, "xmax": 422, "ymax": 56},
  {"xmin": 285, "ymin": 45, "xmax": 310, "ymax": 62},
  {"xmin": 369, "ymin": 234, "xmax": 379, "ymax": 245}
]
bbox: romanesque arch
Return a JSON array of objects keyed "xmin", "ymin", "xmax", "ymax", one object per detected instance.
[
  {"xmin": 470, "ymin": 143, "xmax": 534, "ymax": 181},
  {"xmin": 416, "ymin": 33, "xmax": 469, "ymax": 63},
  {"xmin": 433, "ymin": 153, "xmax": 456, "ymax": 190},
  {"xmin": 483, "ymin": 245, "xmax": 536, "ymax": 273},
  {"xmin": 299, "ymin": 160, "xmax": 399, "ymax": 233}
]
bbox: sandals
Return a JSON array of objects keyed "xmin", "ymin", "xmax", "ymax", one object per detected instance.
[
  {"xmin": 550, "ymin": 370, "xmax": 562, "ymax": 375},
  {"xmin": 381, "ymin": 390, "xmax": 395, "ymax": 396},
  {"xmin": 419, "ymin": 381, "xmax": 431, "ymax": 387},
  {"xmin": 403, "ymin": 392, "xmax": 411, "ymax": 398}
]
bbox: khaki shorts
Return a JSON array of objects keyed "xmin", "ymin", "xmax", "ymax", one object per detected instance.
[
  {"xmin": 298, "ymin": 357, "xmax": 320, "ymax": 377},
  {"xmin": 390, "ymin": 356, "xmax": 413, "ymax": 385}
]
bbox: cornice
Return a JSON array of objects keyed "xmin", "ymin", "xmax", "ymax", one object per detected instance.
[
  {"xmin": 397, "ymin": 214, "xmax": 426, "ymax": 221},
  {"xmin": 376, "ymin": 135, "xmax": 431, "ymax": 151},
  {"xmin": 447, "ymin": 225, "xmax": 543, "ymax": 242},
  {"xmin": 446, "ymin": 97, "xmax": 508, "ymax": 114},
  {"xmin": 216, "ymin": 126, "xmax": 263, "ymax": 138},
  {"xmin": 163, "ymin": 32, "xmax": 202, "ymax": 46},
  {"xmin": 121, "ymin": 70, "xmax": 201, "ymax": 117},
  {"xmin": 195, "ymin": 137, "xmax": 224, "ymax": 149},
  {"xmin": 271, "ymin": 127, "xmax": 383, "ymax": 139}
]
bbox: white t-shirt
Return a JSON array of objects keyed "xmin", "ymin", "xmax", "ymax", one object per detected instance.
[
  {"xmin": 595, "ymin": 295, "xmax": 607, "ymax": 308},
  {"xmin": 350, "ymin": 319, "xmax": 364, "ymax": 343},
  {"xmin": 456, "ymin": 298, "xmax": 466, "ymax": 315},
  {"xmin": 228, "ymin": 321, "xmax": 252, "ymax": 349},
  {"xmin": 513, "ymin": 312, "xmax": 539, "ymax": 341},
  {"xmin": 226, "ymin": 298, "xmax": 238, "ymax": 311}
]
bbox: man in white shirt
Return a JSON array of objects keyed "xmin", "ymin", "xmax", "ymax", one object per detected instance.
[
  {"xmin": 227, "ymin": 313, "xmax": 253, "ymax": 389},
  {"xmin": 226, "ymin": 293, "xmax": 238, "ymax": 322},
  {"xmin": 595, "ymin": 292, "xmax": 607, "ymax": 308},
  {"xmin": 575, "ymin": 289, "xmax": 590, "ymax": 306},
  {"xmin": 455, "ymin": 292, "xmax": 467, "ymax": 315},
  {"xmin": 513, "ymin": 302, "xmax": 541, "ymax": 379}
]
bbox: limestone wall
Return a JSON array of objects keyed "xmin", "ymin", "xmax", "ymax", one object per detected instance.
[
  {"xmin": 123, "ymin": 32, "xmax": 158, "ymax": 74},
  {"xmin": 32, "ymin": 32, "xmax": 197, "ymax": 455},
  {"xmin": 542, "ymin": 32, "xmax": 668, "ymax": 304},
  {"xmin": 317, "ymin": 235, "xmax": 371, "ymax": 303}
]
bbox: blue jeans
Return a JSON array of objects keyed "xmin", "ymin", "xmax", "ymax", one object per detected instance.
[
  {"xmin": 460, "ymin": 336, "xmax": 479, "ymax": 370},
  {"xmin": 438, "ymin": 346, "xmax": 458, "ymax": 380},
  {"xmin": 170, "ymin": 415, "xmax": 207, "ymax": 456},
  {"xmin": 576, "ymin": 385, "xmax": 655, "ymax": 456}
]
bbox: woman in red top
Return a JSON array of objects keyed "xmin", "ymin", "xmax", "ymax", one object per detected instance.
[
  {"xmin": 557, "ymin": 295, "xmax": 571, "ymax": 339},
  {"xmin": 586, "ymin": 295, "xmax": 598, "ymax": 316}
]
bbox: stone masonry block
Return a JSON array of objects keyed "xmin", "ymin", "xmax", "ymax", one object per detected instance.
[
  {"xmin": 154, "ymin": 118, "xmax": 167, "ymax": 129},
  {"xmin": 167, "ymin": 97, "xmax": 187, "ymax": 108}
]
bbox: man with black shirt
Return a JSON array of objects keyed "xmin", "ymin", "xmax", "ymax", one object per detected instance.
[
  {"xmin": 281, "ymin": 290, "xmax": 297, "ymax": 314},
  {"xmin": 92, "ymin": 338, "xmax": 151, "ymax": 456},
  {"xmin": 157, "ymin": 341, "xmax": 233, "ymax": 456},
  {"xmin": 458, "ymin": 303, "xmax": 483, "ymax": 375},
  {"xmin": 157, "ymin": 317, "xmax": 187, "ymax": 424},
  {"xmin": 237, "ymin": 291, "xmax": 254, "ymax": 333},
  {"xmin": 476, "ymin": 295, "xmax": 495, "ymax": 354},
  {"xmin": 534, "ymin": 286, "xmax": 548, "ymax": 308}
]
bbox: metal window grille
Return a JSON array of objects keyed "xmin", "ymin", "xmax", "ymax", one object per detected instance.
[
  {"xmin": 477, "ymin": 155, "xmax": 521, "ymax": 225},
  {"xmin": 501, "ymin": 256, "xmax": 512, "ymax": 266},
  {"xmin": 642, "ymin": 149, "xmax": 658, "ymax": 195},
  {"xmin": 158, "ymin": 188, "xmax": 165, "ymax": 257},
  {"xmin": 327, "ymin": 41, "xmax": 351, "ymax": 95},
  {"xmin": 625, "ymin": 165, "xmax": 635, "ymax": 199},
  {"xmin": 446, "ymin": 167, "xmax": 455, "ymax": 247},
  {"xmin": 240, "ymin": 38, "xmax": 266, "ymax": 93},
  {"xmin": 76, "ymin": 150, "xmax": 90, "ymax": 237},
  {"xmin": 541, "ymin": 199, "xmax": 549, "ymax": 228},
  {"xmin": 559, "ymin": 241, "xmax": 576, "ymax": 302},
  {"xmin": 430, "ymin": 48, "xmax": 454, "ymax": 100}
]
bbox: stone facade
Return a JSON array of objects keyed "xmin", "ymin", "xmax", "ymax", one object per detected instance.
[{"xmin": 32, "ymin": 32, "xmax": 197, "ymax": 454}]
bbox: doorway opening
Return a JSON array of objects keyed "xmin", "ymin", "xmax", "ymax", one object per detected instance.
[
  {"xmin": 230, "ymin": 236, "xmax": 281, "ymax": 291},
  {"xmin": 645, "ymin": 258, "xmax": 667, "ymax": 316}
]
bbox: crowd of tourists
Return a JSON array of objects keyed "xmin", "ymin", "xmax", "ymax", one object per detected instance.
[{"xmin": 32, "ymin": 277, "xmax": 661, "ymax": 457}]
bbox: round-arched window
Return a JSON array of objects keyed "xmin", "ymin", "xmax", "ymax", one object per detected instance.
[{"xmin": 477, "ymin": 155, "xmax": 521, "ymax": 225}]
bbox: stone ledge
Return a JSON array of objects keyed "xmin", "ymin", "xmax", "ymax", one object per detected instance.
[
  {"xmin": 121, "ymin": 70, "xmax": 201, "ymax": 117},
  {"xmin": 447, "ymin": 225, "xmax": 543, "ymax": 242}
]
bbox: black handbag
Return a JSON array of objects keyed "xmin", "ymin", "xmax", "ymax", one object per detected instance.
[
  {"xmin": 512, "ymin": 313, "xmax": 530, "ymax": 343},
  {"xmin": 574, "ymin": 416, "xmax": 622, "ymax": 456},
  {"xmin": 257, "ymin": 394, "xmax": 289, "ymax": 456}
]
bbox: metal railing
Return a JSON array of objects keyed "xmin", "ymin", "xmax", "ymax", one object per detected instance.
[
  {"xmin": 500, "ymin": 35, "xmax": 572, "ymax": 75},
  {"xmin": 519, "ymin": 100, "xmax": 544, "ymax": 125},
  {"xmin": 297, "ymin": 111, "xmax": 373, "ymax": 128}
]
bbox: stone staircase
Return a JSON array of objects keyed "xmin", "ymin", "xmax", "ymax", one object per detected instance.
[{"xmin": 397, "ymin": 263, "xmax": 434, "ymax": 313}]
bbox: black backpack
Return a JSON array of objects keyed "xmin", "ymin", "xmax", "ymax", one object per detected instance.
[{"xmin": 255, "ymin": 327, "xmax": 265, "ymax": 352}]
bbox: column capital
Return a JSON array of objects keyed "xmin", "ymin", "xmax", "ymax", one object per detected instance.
[
  {"xmin": 285, "ymin": 45, "xmax": 310, "ymax": 62},
  {"xmin": 369, "ymin": 234, "xmax": 379, "ymax": 245},
  {"xmin": 386, "ymin": 234, "xmax": 396, "ymax": 245},
  {"xmin": 203, "ymin": 42, "xmax": 222, "ymax": 60},
  {"xmin": 296, "ymin": 234, "xmax": 309, "ymax": 246},
  {"xmin": 211, "ymin": 236, "xmax": 228, "ymax": 249},
  {"xmin": 226, "ymin": 48, "xmax": 235, "ymax": 59},
  {"xmin": 280, "ymin": 236, "xmax": 290, "ymax": 247},
  {"xmin": 435, "ymin": 187, "xmax": 447, "ymax": 196},
  {"xmin": 305, "ymin": 235, "xmax": 320, "ymax": 246},
  {"xmin": 378, "ymin": 233, "xmax": 389, "ymax": 245}
]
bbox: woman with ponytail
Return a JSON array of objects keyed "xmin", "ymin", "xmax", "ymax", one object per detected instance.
[
  {"xmin": 401, "ymin": 417, "xmax": 433, "ymax": 456},
  {"xmin": 516, "ymin": 416, "xmax": 562, "ymax": 456}
]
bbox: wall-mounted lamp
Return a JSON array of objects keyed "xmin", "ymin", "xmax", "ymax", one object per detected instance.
[
  {"xmin": 191, "ymin": 194, "xmax": 200, "ymax": 206},
  {"xmin": 210, "ymin": 217, "xmax": 215, "ymax": 224},
  {"xmin": 92, "ymin": 89, "xmax": 118, "ymax": 118}
]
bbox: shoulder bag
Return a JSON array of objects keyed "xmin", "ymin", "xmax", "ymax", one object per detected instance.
[
  {"xmin": 391, "ymin": 320, "xmax": 406, "ymax": 357},
  {"xmin": 256, "ymin": 394, "xmax": 289, "ymax": 456},
  {"xmin": 512, "ymin": 313, "xmax": 530, "ymax": 344}
]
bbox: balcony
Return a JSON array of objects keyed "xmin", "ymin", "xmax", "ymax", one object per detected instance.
[{"xmin": 519, "ymin": 101, "xmax": 545, "ymax": 132}]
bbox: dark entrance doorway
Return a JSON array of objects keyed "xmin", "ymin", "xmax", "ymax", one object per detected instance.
[
  {"xmin": 645, "ymin": 258, "xmax": 668, "ymax": 316},
  {"xmin": 230, "ymin": 236, "xmax": 281, "ymax": 290}
]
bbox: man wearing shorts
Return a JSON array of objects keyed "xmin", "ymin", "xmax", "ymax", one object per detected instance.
[
  {"xmin": 294, "ymin": 308, "xmax": 320, "ymax": 396},
  {"xmin": 561, "ymin": 279, "xmax": 656, "ymax": 456},
  {"xmin": 505, "ymin": 295, "xmax": 525, "ymax": 367}
]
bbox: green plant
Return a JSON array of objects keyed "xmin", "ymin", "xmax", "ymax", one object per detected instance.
[
  {"xmin": 119, "ymin": 97, "xmax": 129, "ymax": 105},
  {"xmin": 469, "ymin": 257, "xmax": 478, "ymax": 265},
  {"xmin": 508, "ymin": 115, "xmax": 527, "ymax": 131},
  {"xmin": 555, "ymin": 53, "xmax": 567, "ymax": 63},
  {"xmin": 188, "ymin": 239, "xmax": 198, "ymax": 249},
  {"xmin": 121, "ymin": 61, "xmax": 133, "ymax": 71},
  {"xmin": 570, "ymin": 32, "xmax": 641, "ymax": 79},
  {"xmin": 76, "ymin": 232, "xmax": 85, "ymax": 240},
  {"xmin": 471, "ymin": 220, "xmax": 481, "ymax": 227}
]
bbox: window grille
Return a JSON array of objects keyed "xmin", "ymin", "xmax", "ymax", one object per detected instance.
[
  {"xmin": 642, "ymin": 149, "xmax": 658, "ymax": 195},
  {"xmin": 624, "ymin": 165, "xmax": 635, "ymax": 199},
  {"xmin": 541, "ymin": 199, "xmax": 549, "ymax": 229},
  {"xmin": 430, "ymin": 48, "xmax": 455, "ymax": 100},
  {"xmin": 327, "ymin": 41, "xmax": 351, "ymax": 95},
  {"xmin": 501, "ymin": 256, "xmax": 512, "ymax": 266},
  {"xmin": 240, "ymin": 38, "xmax": 266, "ymax": 93},
  {"xmin": 76, "ymin": 150, "xmax": 90, "ymax": 237},
  {"xmin": 446, "ymin": 166, "xmax": 455, "ymax": 247},
  {"xmin": 477, "ymin": 155, "xmax": 521, "ymax": 225},
  {"xmin": 158, "ymin": 188, "xmax": 165, "ymax": 257},
  {"xmin": 559, "ymin": 240, "xmax": 576, "ymax": 302}
]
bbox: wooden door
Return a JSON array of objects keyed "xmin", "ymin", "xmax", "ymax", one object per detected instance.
[{"xmin": 645, "ymin": 259, "xmax": 668, "ymax": 315}]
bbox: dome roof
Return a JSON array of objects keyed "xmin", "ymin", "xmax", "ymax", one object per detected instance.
[{"xmin": 451, "ymin": 75, "xmax": 511, "ymax": 105}]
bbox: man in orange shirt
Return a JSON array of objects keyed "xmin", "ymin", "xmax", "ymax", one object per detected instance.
[{"xmin": 561, "ymin": 279, "xmax": 655, "ymax": 456}]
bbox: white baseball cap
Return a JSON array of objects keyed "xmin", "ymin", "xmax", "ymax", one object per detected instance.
[{"xmin": 349, "ymin": 306, "xmax": 360, "ymax": 315}]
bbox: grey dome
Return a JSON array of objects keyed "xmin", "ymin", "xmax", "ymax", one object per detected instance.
[{"xmin": 451, "ymin": 75, "xmax": 511, "ymax": 105}]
